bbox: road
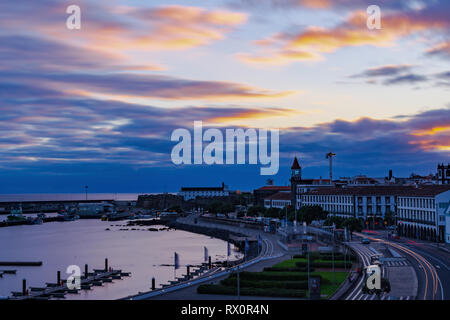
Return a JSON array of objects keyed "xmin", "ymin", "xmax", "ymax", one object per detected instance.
[
  {"xmin": 343, "ymin": 241, "xmax": 414, "ymax": 300},
  {"xmin": 350, "ymin": 231, "xmax": 448, "ymax": 300}
]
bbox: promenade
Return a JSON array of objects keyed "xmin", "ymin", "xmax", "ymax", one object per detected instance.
[{"xmin": 132, "ymin": 214, "xmax": 290, "ymax": 300}]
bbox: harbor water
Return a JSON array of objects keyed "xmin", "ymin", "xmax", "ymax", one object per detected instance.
[{"xmin": 0, "ymin": 219, "xmax": 241, "ymax": 299}]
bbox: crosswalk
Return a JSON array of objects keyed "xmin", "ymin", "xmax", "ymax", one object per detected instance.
[
  {"xmin": 384, "ymin": 260, "xmax": 409, "ymax": 267},
  {"xmin": 352, "ymin": 294, "xmax": 414, "ymax": 300},
  {"xmin": 345, "ymin": 242, "xmax": 414, "ymax": 301}
]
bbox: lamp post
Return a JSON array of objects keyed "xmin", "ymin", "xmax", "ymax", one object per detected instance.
[
  {"xmin": 84, "ymin": 185, "xmax": 88, "ymax": 201},
  {"xmin": 332, "ymin": 227, "xmax": 335, "ymax": 286},
  {"xmin": 285, "ymin": 206, "xmax": 288, "ymax": 233}
]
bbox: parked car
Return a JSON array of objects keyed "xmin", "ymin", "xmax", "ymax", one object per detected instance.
[{"xmin": 361, "ymin": 238, "xmax": 371, "ymax": 244}]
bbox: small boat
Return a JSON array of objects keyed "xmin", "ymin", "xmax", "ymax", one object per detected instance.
[
  {"xmin": 37, "ymin": 213, "xmax": 46, "ymax": 219},
  {"xmin": 7, "ymin": 206, "xmax": 27, "ymax": 222},
  {"xmin": 57, "ymin": 210, "xmax": 79, "ymax": 222}
]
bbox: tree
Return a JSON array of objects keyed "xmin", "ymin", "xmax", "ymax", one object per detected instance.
[
  {"xmin": 247, "ymin": 205, "xmax": 266, "ymax": 217},
  {"xmin": 297, "ymin": 205, "xmax": 328, "ymax": 224},
  {"xmin": 265, "ymin": 207, "xmax": 281, "ymax": 219},
  {"xmin": 342, "ymin": 218, "xmax": 363, "ymax": 240}
]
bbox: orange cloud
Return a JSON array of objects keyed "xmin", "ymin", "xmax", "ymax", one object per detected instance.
[
  {"xmin": 412, "ymin": 126, "xmax": 450, "ymax": 137},
  {"xmin": 209, "ymin": 108, "xmax": 302, "ymax": 123},
  {"xmin": 300, "ymin": 0, "xmax": 332, "ymax": 9},
  {"xmin": 239, "ymin": 9, "xmax": 450, "ymax": 65},
  {"xmin": 41, "ymin": 5, "xmax": 247, "ymax": 52}
]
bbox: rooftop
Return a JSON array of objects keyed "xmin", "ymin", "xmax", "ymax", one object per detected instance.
[
  {"xmin": 265, "ymin": 191, "xmax": 291, "ymax": 201},
  {"xmin": 256, "ymin": 186, "xmax": 291, "ymax": 191},
  {"xmin": 303, "ymin": 185, "xmax": 450, "ymax": 197}
]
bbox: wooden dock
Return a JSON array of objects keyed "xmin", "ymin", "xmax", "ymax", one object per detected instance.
[{"xmin": 10, "ymin": 262, "xmax": 131, "ymax": 300}]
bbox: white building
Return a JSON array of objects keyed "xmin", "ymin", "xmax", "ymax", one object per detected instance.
[
  {"xmin": 397, "ymin": 186, "xmax": 450, "ymax": 243},
  {"xmin": 301, "ymin": 185, "xmax": 450, "ymax": 242},
  {"xmin": 445, "ymin": 204, "xmax": 450, "ymax": 244},
  {"xmin": 301, "ymin": 186, "xmax": 396, "ymax": 222},
  {"xmin": 179, "ymin": 183, "xmax": 229, "ymax": 201},
  {"xmin": 264, "ymin": 192, "xmax": 291, "ymax": 209}
]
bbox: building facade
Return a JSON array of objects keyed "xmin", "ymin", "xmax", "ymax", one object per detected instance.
[
  {"xmin": 397, "ymin": 187, "xmax": 450, "ymax": 242},
  {"xmin": 437, "ymin": 163, "xmax": 450, "ymax": 185},
  {"xmin": 300, "ymin": 185, "xmax": 450, "ymax": 242},
  {"xmin": 253, "ymin": 185, "xmax": 291, "ymax": 207},
  {"xmin": 179, "ymin": 183, "xmax": 229, "ymax": 201},
  {"xmin": 264, "ymin": 192, "xmax": 291, "ymax": 209}
]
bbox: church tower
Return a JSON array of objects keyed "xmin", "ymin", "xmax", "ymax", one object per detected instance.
[{"xmin": 290, "ymin": 157, "xmax": 302, "ymax": 209}]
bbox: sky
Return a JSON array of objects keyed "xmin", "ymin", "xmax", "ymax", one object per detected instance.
[{"xmin": 0, "ymin": 0, "xmax": 449, "ymax": 194}]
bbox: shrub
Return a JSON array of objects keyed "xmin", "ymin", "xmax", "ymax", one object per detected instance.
[
  {"xmin": 296, "ymin": 261, "xmax": 352, "ymax": 269},
  {"xmin": 263, "ymin": 267, "xmax": 315, "ymax": 273},
  {"xmin": 197, "ymin": 284, "xmax": 306, "ymax": 298},
  {"xmin": 228, "ymin": 271, "xmax": 312, "ymax": 282},
  {"xmin": 220, "ymin": 278, "xmax": 309, "ymax": 290}
]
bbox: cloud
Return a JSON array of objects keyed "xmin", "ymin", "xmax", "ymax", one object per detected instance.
[
  {"xmin": 3, "ymin": 72, "xmax": 294, "ymax": 101},
  {"xmin": 238, "ymin": 2, "xmax": 450, "ymax": 65},
  {"xmin": 277, "ymin": 108, "xmax": 450, "ymax": 173},
  {"xmin": 383, "ymin": 74, "xmax": 429, "ymax": 85},
  {"xmin": 350, "ymin": 64, "xmax": 450, "ymax": 87},
  {"xmin": 228, "ymin": 0, "xmax": 418, "ymax": 10},
  {"xmin": 0, "ymin": 1, "xmax": 247, "ymax": 53},
  {"xmin": 426, "ymin": 41, "xmax": 450, "ymax": 59},
  {"xmin": 351, "ymin": 64, "xmax": 413, "ymax": 78}
]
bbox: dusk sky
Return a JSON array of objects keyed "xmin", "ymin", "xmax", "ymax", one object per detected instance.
[{"xmin": 0, "ymin": 0, "xmax": 449, "ymax": 194}]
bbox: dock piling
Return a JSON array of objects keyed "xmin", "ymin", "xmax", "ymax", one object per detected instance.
[
  {"xmin": 57, "ymin": 271, "xmax": 61, "ymax": 285},
  {"xmin": 208, "ymin": 256, "xmax": 212, "ymax": 269},
  {"xmin": 186, "ymin": 265, "xmax": 190, "ymax": 279},
  {"xmin": 105, "ymin": 258, "xmax": 108, "ymax": 272},
  {"xmin": 22, "ymin": 279, "xmax": 26, "ymax": 296},
  {"xmin": 84, "ymin": 264, "xmax": 88, "ymax": 279},
  {"xmin": 151, "ymin": 277, "xmax": 156, "ymax": 290}
]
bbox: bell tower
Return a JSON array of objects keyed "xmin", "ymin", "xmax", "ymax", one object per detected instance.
[{"xmin": 290, "ymin": 157, "xmax": 302, "ymax": 209}]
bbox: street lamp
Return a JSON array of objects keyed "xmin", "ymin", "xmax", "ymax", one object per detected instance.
[{"xmin": 84, "ymin": 185, "xmax": 88, "ymax": 201}]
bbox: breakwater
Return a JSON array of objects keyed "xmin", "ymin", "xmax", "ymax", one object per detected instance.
[{"xmin": 127, "ymin": 218, "xmax": 259, "ymax": 259}]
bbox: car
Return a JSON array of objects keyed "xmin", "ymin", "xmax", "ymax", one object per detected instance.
[
  {"xmin": 391, "ymin": 234, "xmax": 400, "ymax": 240},
  {"xmin": 361, "ymin": 238, "xmax": 371, "ymax": 244}
]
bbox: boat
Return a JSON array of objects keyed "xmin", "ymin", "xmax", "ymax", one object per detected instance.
[
  {"xmin": 7, "ymin": 206, "xmax": 27, "ymax": 222},
  {"xmin": 57, "ymin": 209, "xmax": 80, "ymax": 222}
]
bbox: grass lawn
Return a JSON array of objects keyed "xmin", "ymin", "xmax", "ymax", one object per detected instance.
[
  {"xmin": 311, "ymin": 271, "xmax": 349, "ymax": 298},
  {"xmin": 197, "ymin": 257, "xmax": 349, "ymax": 299}
]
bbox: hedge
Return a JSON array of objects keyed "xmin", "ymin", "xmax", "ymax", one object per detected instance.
[
  {"xmin": 293, "ymin": 253, "xmax": 356, "ymax": 261},
  {"xmin": 197, "ymin": 284, "xmax": 306, "ymax": 298},
  {"xmin": 295, "ymin": 261, "xmax": 353, "ymax": 269},
  {"xmin": 220, "ymin": 278, "xmax": 309, "ymax": 290},
  {"xmin": 263, "ymin": 267, "xmax": 315, "ymax": 273},
  {"xmin": 228, "ymin": 271, "xmax": 312, "ymax": 282}
]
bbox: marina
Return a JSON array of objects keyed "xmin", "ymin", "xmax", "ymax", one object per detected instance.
[
  {"xmin": 0, "ymin": 218, "xmax": 242, "ymax": 300},
  {"xmin": 11, "ymin": 259, "xmax": 131, "ymax": 300}
]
